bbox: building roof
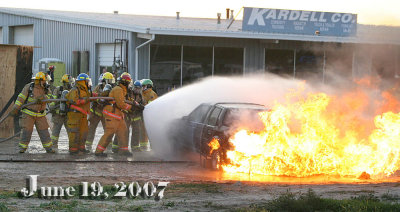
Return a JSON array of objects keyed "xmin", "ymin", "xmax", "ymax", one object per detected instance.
[{"xmin": 1, "ymin": 7, "xmax": 399, "ymax": 45}]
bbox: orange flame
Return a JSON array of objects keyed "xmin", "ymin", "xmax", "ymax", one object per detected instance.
[
  {"xmin": 208, "ymin": 138, "xmax": 220, "ymax": 154},
  {"xmin": 213, "ymin": 85, "xmax": 400, "ymax": 179}
]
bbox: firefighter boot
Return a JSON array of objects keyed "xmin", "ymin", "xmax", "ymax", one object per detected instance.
[
  {"xmin": 45, "ymin": 148, "xmax": 56, "ymax": 153},
  {"xmin": 112, "ymin": 135, "xmax": 119, "ymax": 153},
  {"xmin": 131, "ymin": 118, "xmax": 141, "ymax": 152},
  {"xmin": 132, "ymin": 146, "xmax": 141, "ymax": 152},
  {"xmin": 95, "ymin": 129, "xmax": 114, "ymax": 157},
  {"xmin": 95, "ymin": 152, "xmax": 107, "ymax": 157},
  {"xmin": 80, "ymin": 146, "xmax": 90, "ymax": 154},
  {"xmin": 119, "ymin": 151, "xmax": 133, "ymax": 157},
  {"xmin": 140, "ymin": 140, "xmax": 150, "ymax": 151},
  {"xmin": 50, "ymin": 136, "xmax": 58, "ymax": 150},
  {"xmin": 18, "ymin": 127, "xmax": 33, "ymax": 153},
  {"xmin": 19, "ymin": 143, "xmax": 28, "ymax": 153},
  {"xmin": 38, "ymin": 129, "xmax": 55, "ymax": 154}
]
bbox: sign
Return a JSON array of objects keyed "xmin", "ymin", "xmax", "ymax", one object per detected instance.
[{"xmin": 242, "ymin": 7, "xmax": 357, "ymax": 37}]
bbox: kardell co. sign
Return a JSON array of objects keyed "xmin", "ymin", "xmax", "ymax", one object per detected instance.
[{"xmin": 242, "ymin": 7, "xmax": 357, "ymax": 37}]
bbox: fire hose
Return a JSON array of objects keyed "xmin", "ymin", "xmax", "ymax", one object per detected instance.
[
  {"xmin": 0, "ymin": 97, "xmax": 142, "ymax": 126},
  {"xmin": 0, "ymin": 97, "xmax": 143, "ymax": 144},
  {"xmin": 0, "ymin": 131, "xmax": 21, "ymax": 143},
  {"xmin": 0, "ymin": 97, "xmax": 115, "ymax": 126}
]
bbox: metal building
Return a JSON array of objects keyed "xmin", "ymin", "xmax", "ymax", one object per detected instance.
[{"xmin": 0, "ymin": 7, "xmax": 399, "ymax": 95}]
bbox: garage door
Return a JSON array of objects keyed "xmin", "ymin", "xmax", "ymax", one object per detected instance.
[
  {"xmin": 98, "ymin": 43, "xmax": 125, "ymax": 66},
  {"xmin": 13, "ymin": 25, "xmax": 34, "ymax": 46},
  {"xmin": 0, "ymin": 28, "xmax": 2, "ymax": 44}
]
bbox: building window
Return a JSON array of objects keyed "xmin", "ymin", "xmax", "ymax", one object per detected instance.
[
  {"xmin": 214, "ymin": 47, "xmax": 243, "ymax": 76},
  {"xmin": 265, "ymin": 49, "xmax": 294, "ymax": 77},
  {"xmin": 150, "ymin": 45, "xmax": 182, "ymax": 95},
  {"xmin": 325, "ymin": 48, "xmax": 353, "ymax": 83},
  {"xmin": 372, "ymin": 45, "xmax": 396, "ymax": 79},
  {"xmin": 295, "ymin": 50, "xmax": 324, "ymax": 80},
  {"xmin": 182, "ymin": 46, "xmax": 212, "ymax": 85},
  {"xmin": 150, "ymin": 45, "xmax": 244, "ymax": 95}
]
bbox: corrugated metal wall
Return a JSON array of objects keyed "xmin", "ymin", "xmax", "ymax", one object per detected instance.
[
  {"xmin": 2, "ymin": 12, "xmax": 350, "ymax": 83},
  {"xmin": 0, "ymin": 13, "xmax": 35, "ymax": 46},
  {"xmin": 0, "ymin": 12, "xmax": 133, "ymax": 83},
  {"xmin": 0, "ymin": 12, "xmax": 316, "ymax": 83},
  {"xmin": 38, "ymin": 20, "xmax": 130, "ymax": 82}
]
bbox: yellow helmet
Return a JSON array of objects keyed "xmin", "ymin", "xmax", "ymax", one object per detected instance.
[
  {"xmin": 120, "ymin": 72, "xmax": 130, "ymax": 78},
  {"xmin": 102, "ymin": 72, "xmax": 114, "ymax": 80},
  {"xmin": 34, "ymin": 72, "xmax": 46, "ymax": 81},
  {"xmin": 61, "ymin": 74, "xmax": 70, "ymax": 83}
]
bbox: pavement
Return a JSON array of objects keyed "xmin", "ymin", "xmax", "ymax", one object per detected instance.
[{"xmin": 2, "ymin": 123, "xmax": 400, "ymax": 211}]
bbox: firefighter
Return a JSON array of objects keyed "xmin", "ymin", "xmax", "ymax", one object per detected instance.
[
  {"xmin": 65, "ymin": 73, "xmax": 91, "ymax": 154},
  {"xmin": 140, "ymin": 79, "xmax": 158, "ymax": 150},
  {"xmin": 111, "ymin": 72, "xmax": 131, "ymax": 153},
  {"xmin": 49, "ymin": 74, "xmax": 73, "ymax": 150},
  {"xmin": 10, "ymin": 72, "xmax": 55, "ymax": 153},
  {"xmin": 128, "ymin": 80, "xmax": 145, "ymax": 151},
  {"xmin": 141, "ymin": 79, "xmax": 158, "ymax": 104},
  {"xmin": 95, "ymin": 73, "xmax": 133, "ymax": 157},
  {"xmin": 47, "ymin": 65, "xmax": 56, "ymax": 92},
  {"xmin": 111, "ymin": 77, "xmax": 144, "ymax": 152},
  {"xmin": 85, "ymin": 72, "xmax": 115, "ymax": 151}
]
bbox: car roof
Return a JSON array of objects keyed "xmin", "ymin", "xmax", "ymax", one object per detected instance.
[{"xmin": 214, "ymin": 102, "xmax": 268, "ymax": 110}]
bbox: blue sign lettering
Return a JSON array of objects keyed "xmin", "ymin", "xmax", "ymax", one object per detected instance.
[{"xmin": 242, "ymin": 7, "xmax": 357, "ymax": 37}]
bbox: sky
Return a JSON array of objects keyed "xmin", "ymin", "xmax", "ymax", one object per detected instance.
[{"xmin": 0, "ymin": 0, "xmax": 399, "ymax": 26}]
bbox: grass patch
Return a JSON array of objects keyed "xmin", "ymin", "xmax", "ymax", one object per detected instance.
[
  {"xmin": 38, "ymin": 200, "xmax": 92, "ymax": 211},
  {"xmin": 381, "ymin": 191, "xmax": 400, "ymax": 201},
  {"xmin": 164, "ymin": 201, "xmax": 176, "ymax": 207},
  {"xmin": 126, "ymin": 205, "xmax": 144, "ymax": 211},
  {"xmin": 113, "ymin": 203, "xmax": 146, "ymax": 211},
  {"xmin": 0, "ymin": 202, "xmax": 9, "ymax": 212},
  {"xmin": 0, "ymin": 191, "xmax": 17, "ymax": 199},
  {"xmin": 238, "ymin": 189, "xmax": 400, "ymax": 212},
  {"xmin": 204, "ymin": 201, "xmax": 229, "ymax": 210}
]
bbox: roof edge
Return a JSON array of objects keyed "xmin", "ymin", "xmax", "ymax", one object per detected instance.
[{"xmin": 0, "ymin": 7, "xmax": 148, "ymax": 33}]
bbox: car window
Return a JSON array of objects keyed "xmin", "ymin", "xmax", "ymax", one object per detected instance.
[
  {"xmin": 207, "ymin": 107, "xmax": 222, "ymax": 126},
  {"xmin": 222, "ymin": 110, "xmax": 234, "ymax": 126},
  {"xmin": 188, "ymin": 104, "xmax": 211, "ymax": 123}
]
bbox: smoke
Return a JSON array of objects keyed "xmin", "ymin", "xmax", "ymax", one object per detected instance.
[
  {"xmin": 144, "ymin": 29, "xmax": 400, "ymax": 161},
  {"xmin": 144, "ymin": 71, "xmax": 400, "ymax": 161},
  {"xmin": 143, "ymin": 74, "xmax": 309, "ymax": 160}
]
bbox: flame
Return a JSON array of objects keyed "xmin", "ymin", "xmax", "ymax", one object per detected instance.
[
  {"xmin": 208, "ymin": 138, "xmax": 220, "ymax": 154},
  {"xmin": 213, "ymin": 84, "xmax": 400, "ymax": 179}
]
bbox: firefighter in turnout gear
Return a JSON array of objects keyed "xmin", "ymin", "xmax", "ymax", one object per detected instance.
[
  {"xmin": 128, "ymin": 80, "xmax": 145, "ymax": 151},
  {"xmin": 95, "ymin": 73, "xmax": 133, "ymax": 157},
  {"xmin": 111, "ymin": 77, "xmax": 144, "ymax": 152},
  {"xmin": 65, "ymin": 73, "xmax": 91, "ymax": 154},
  {"xmin": 10, "ymin": 72, "xmax": 55, "ymax": 153},
  {"xmin": 111, "ymin": 72, "xmax": 131, "ymax": 153},
  {"xmin": 140, "ymin": 79, "xmax": 158, "ymax": 150},
  {"xmin": 49, "ymin": 74, "xmax": 73, "ymax": 150},
  {"xmin": 85, "ymin": 72, "xmax": 115, "ymax": 151},
  {"xmin": 141, "ymin": 79, "xmax": 158, "ymax": 104}
]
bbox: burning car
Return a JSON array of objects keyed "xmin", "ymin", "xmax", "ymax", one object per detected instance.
[{"xmin": 169, "ymin": 102, "xmax": 269, "ymax": 169}]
